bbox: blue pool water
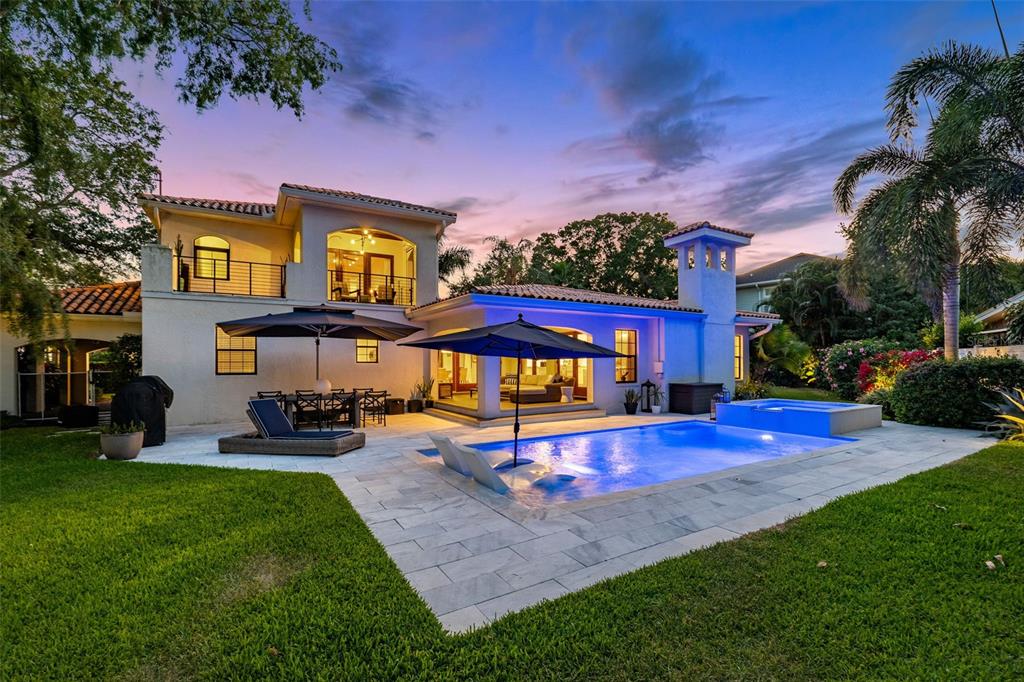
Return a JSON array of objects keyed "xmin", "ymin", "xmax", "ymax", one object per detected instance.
[{"xmin": 427, "ymin": 421, "xmax": 853, "ymax": 504}]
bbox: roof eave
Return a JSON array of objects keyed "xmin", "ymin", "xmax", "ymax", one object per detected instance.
[{"xmin": 278, "ymin": 185, "xmax": 456, "ymax": 225}]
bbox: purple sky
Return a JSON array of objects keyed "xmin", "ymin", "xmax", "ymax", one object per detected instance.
[{"xmin": 126, "ymin": 1, "xmax": 1020, "ymax": 272}]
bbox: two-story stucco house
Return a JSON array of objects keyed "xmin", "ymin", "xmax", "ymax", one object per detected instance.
[{"xmin": 1, "ymin": 183, "xmax": 778, "ymax": 426}]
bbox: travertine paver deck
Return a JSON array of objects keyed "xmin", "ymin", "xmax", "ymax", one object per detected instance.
[{"xmin": 137, "ymin": 412, "xmax": 990, "ymax": 632}]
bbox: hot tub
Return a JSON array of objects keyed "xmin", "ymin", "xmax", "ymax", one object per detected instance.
[{"xmin": 716, "ymin": 399, "xmax": 882, "ymax": 437}]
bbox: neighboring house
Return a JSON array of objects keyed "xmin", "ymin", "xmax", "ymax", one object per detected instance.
[
  {"xmin": 1, "ymin": 184, "xmax": 778, "ymax": 425},
  {"xmin": 972, "ymin": 290, "xmax": 1024, "ymax": 346},
  {"xmin": 735, "ymin": 253, "xmax": 833, "ymax": 312}
]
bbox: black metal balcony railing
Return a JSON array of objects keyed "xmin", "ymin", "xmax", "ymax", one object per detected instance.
[
  {"xmin": 328, "ymin": 270, "xmax": 414, "ymax": 306},
  {"xmin": 174, "ymin": 255, "xmax": 286, "ymax": 298}
]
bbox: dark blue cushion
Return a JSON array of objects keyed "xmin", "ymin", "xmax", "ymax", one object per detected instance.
[
  {"xmin": 269, "ymin": 430, "xmax": 354, "ymax": 441},
  {"xmin": 248, "ymin": 399, "xmax": 294, "ymax": 438}
]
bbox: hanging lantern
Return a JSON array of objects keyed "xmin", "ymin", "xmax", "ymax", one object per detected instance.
[{"xmin": 640, "ymin": 379, "xmax": 655, "ymax": 413}]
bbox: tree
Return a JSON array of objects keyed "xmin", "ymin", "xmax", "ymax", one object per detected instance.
[
  {"xmin": 768, "ymin": 259, "xmax": 930, "ymax": 349},
  {"xmin": 1, "ymin": 0, "xmax": 340, "ymax": 343},
  {"xmin": 1007, "ymin": 302, "xmax": 1024, "ymax": 344},
  {"xmin": 529, "ymin": 213, "xmax": 679, "ymax": 299},
  {"xmin": 437, "ymin": 237, "xmax": 472, "ymax": 285},
  {"xmin": 91, "ymin": 333, "xmax": 143, "ymax": 394},
  {"xmin": 752, "ymin": 325, "xmax": 812, "ymax": 381},
  {"xmin": 449, "ymin": 237, "xmax": 533, "ymax": 295},
  {"xmin": 834, "ymin": 41, "xmax": 1024, "ymax": 361},
  {"xmin": 961, "ymin": 258, "xmax": 1024, "ymax": 314}
]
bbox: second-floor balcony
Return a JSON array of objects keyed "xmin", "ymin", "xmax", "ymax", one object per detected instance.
[
  {"xmin": 174, "ymin": 254, "xmax": 286, "ymax": 298},
  {"xmin": 328, "ymin": 270, "xmax": 415, "ymax": 307}
]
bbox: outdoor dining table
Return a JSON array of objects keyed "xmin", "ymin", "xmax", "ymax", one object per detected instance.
[{"xmin": 249, "ymin": 393, "xmax": 361, "ymax": 428}]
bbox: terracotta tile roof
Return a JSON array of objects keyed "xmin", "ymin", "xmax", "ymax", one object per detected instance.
[
  {"xmin": 665, "ymin": 221, "xmax": 755, "ymax": 240},
  {"xmin": 61, "ymin": 281, "xmax": 141, "ymax": 315},
  {"xmin": 415, "ymin": 284, "xmax": 703, "ymax": 313},
  {"xmin": 736, "ymin": 309, "xmax": 782, "ymax": 320},
  {"xmin": 281, "ymin": 183, "xmax": 457, "ymax": 219},
  {"xmin": 139, "ymin": 193, "xmax": 275, "ymax": 217}
]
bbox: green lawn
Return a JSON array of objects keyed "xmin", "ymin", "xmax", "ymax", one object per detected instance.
[
  {"xmin": 765, "ymin": 385, "xmax": 843, "ymax": 402},
  {"xmin": 3, "ymin": 428, "xmax": 1022, "ymax": 680}
]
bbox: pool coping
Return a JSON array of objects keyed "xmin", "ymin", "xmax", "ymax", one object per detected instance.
[
  {"xmin": 380, "ymin": 420, "xmax": 988, "ymax": 630},
  {"xmin": 138, "ymin": 413, "xmax": 992, "ymax": 634}
]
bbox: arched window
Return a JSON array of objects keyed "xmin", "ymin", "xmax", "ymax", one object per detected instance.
[
  {"xmin": 720, "ymin": 247, "xmax": 730, "ymax": 271},
  {"xmin": 686, "ymin": 246, "xmax": 695, "ymax": 269},
  {"xmin": 194, "ymin": 236, "xmax": 230, "ymax": 280},
  {"xmin": 705, "ymin": 246, "xmax": 713, "ymax": 269}
]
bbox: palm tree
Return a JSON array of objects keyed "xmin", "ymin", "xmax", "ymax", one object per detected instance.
[
  {"xmin": 437, "ymin": 236, "xmax": 472, "ymax": 284},
  {"xmin": 834, "ymin": 41, "xmax": 1023, "ymax": 360}
]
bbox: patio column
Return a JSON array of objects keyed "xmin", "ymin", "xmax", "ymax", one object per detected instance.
[{"xmin": 476, "ymin": 355, "xmax": 501, "ymax": 420}]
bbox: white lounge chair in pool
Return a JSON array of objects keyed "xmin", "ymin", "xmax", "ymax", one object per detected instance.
[
  {"xmin": 451, "ymin": 440, "xmax": 576, "ymax": 494},
  {"xmin": 428, "ymin": 434, "xmax": 472, "ymax": 476}
]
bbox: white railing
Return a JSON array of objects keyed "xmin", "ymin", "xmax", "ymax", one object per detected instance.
[{"xmin": 959, "ymin": 344, "xmax": 1024, "ymax": 361}]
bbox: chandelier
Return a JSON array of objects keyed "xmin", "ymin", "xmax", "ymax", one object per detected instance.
[{"xmin": 350, "ymin": 229, "xmax": 377, "ymax": 254}]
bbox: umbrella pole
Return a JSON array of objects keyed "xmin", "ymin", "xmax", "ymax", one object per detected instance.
[
  {"xmin": 513, "ymin": 348, "xmax": 521, "ymax": 467},
  {"xmin": 315, "ymin": 334, "xmax": 321, "ymax": 380}
]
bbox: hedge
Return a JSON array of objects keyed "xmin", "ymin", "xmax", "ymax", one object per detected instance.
[{"xmin": 889, "ymin": 356, "xmax": 1024, "ymax": 428}]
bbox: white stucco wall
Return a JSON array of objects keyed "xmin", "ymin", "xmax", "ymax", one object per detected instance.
[
  {"xmin": 289, "ymin": 204, "xmax": 440, "ymax": 305},
  {"xmin": 413, "ymin": 298, "xmax": 705, "ymax": 417},
  {"xmin": 141, "ymin": 291, "xmax": 431, "ymax": 426}
]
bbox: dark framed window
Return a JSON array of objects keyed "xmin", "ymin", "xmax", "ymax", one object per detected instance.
[
  {"xmin": 615, "ymin": 329, "xmax": 637, "ymax": 383},
  {"xmin": 216, "ymin": 328, "xmax": 256, "ymax": 374},
  {"xmin": 356, "ymin": 338, "xmax": 379, "ymax": 363},
  {"xmin": 194, "ymin": 235, "xmax": 230, "ymax": 280}
]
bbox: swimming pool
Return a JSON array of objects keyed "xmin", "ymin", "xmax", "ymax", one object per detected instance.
[{"xmin": 427, "ymin": 421, "xmax": 853, "ymax": 504}]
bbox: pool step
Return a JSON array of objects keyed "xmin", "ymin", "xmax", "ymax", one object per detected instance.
[{"xmin": 424, "ymin": 407, "xmax": 607, "ymax": 428}]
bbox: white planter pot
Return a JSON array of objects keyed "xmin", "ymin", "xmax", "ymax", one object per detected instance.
[
  {"xmin": 651, "ymin": 405, "xmax": 662, "ymax": 415},
  {"xmin": 101, "ymin": 431, "xmax": 144, "ymax": 460}
]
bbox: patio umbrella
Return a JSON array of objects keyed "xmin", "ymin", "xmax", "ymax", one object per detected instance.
[
  {"xmin": 217, "ymin": 305, "xmax": 421, "ymax": 390},
  {"xmin": 398, "ymin": 314, "xmax": 622, "ymax": 466}
]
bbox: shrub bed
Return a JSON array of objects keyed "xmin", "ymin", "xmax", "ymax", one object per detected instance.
[
  {"xmin": 820, "ymin": 339, "xmax": 901, "ymax": 400},
  {"xmin": 856, "ymin": 348, "xmax": 941, "ymax": 394},
  {"xmin": 890, "ymin": 356, "xmax": 1024, "ymax": 428}
]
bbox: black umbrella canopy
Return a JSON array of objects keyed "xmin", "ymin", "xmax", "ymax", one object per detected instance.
[
  {"xmin": 217, "ymin": 305, "xmax": 422, "ymax": 384},
  {"xmin": 400, "ymin": 314, "xmax": 622, "ymax": 466},
  {"xmin": 398, "ymin": 314, "xmax": 622, "ymax": 359},
  {"xmin": 217, "ymin": 305, "xmax": 420, "ymax": 342}
]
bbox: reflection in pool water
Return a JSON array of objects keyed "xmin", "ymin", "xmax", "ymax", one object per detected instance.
[{"xmin": 432, "ymin": 421, "xmax": 853, "ymax": 505}]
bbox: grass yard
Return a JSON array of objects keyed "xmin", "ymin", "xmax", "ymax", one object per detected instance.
[
  {"xmin": 765, "ymin": 385, "xmax": 843, "ymax": 402},
  {"xmin": 2, "ymin": 428, "xmax": 1022, "ymax": 680}
]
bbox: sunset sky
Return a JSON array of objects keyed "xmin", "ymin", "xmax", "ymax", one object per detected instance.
[{"xmin": 127, "ymin": 1, "xmax": 1020, "ymax": 272}]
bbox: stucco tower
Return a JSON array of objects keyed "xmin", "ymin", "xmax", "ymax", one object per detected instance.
[{"xmin": 664, "ymin": 221, "xmax": 753, "ymax": 390}]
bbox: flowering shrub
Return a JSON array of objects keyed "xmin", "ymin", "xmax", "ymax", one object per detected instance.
[
  {"xmin": 856, "ymin": 348, "xmax": 942, "ymax": 394},
  {"xmin": 820, "ymin": 339, "xmax": 901, "ymax": 400}
]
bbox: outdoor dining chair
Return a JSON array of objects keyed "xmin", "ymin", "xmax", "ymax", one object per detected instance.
[
  {"xmin": 294, "ymin": 390, "xmax": 322, "ymax": 430},
  {"xmin": 322, "ymin": 391, "xmax": 356, "ymax": 429},
  {"xmin": 256, "ymin": 390, "xmax": 286, "ymax": 410},
  {"xmin": 361, "ymin": 390, "xmax": 388, "ymax": 427}
]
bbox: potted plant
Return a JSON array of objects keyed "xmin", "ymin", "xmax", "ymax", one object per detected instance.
[
  {"xmin": 623, "ymin": 388, "xmax": 640, "ymax": 415},
  {"xmin": 99, "ymin": 421, "xmax": 145, "ymax": 460},
  {"xmin": 650, "ymin": 383, "xmax": 665, "ymax": 415},
  {"xmin": 407, "ymin": 383, "xmax": 424, "ymax": 413},
  {"xmin": 421, "ymin": 376, "xmax": 436, "ymax": 409}
]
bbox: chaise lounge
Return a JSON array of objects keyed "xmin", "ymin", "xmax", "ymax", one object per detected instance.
[
  {"xmin": 218, "ymin": 399, "xmax": 366, "ymax": 456},
  {"xmin": 428, "ymin": 433, "xmax": 574, "ymax": 494}
]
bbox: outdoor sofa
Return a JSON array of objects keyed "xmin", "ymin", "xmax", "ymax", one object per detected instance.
[
  {"xmin": 218, "ymin": 399, "xmax": 365, "ymax": 456},
  {"xmin": 500, "ymin": 375, "xmax": 575, "ymax": 403}
]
